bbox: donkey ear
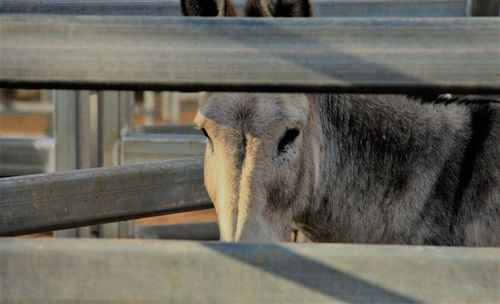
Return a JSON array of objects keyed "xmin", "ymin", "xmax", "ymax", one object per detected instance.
[
  {"xmin": 269, "ymin": 0, "xmax": 312, "ymax": 17},
  {"xmin": 181, "ymin": 0, "xmax": 218, "ymax": 16}
]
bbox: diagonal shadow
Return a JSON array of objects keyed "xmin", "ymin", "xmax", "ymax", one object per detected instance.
[
  {"xmin": 203, "ymin": 242, "xmax": 419, "ymax": 303},
  {"xmin": 194, "ymin": 16, "xmax": 425, "ymax": 302},
  {"xmin": 173, "ymin": 17, "xmax": 457, "ymax": 94}
]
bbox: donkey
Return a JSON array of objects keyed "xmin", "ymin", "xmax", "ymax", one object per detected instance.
[{"xmin": 182, "ymin": 0, "xmax": 500, "ymax": 246}]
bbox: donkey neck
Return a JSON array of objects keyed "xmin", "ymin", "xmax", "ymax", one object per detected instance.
[
  {"xmin": 317, "ymin": 94, "xmax": 447, "ymax": 171},
  {"xmin": 301, "ymin": 94, "xmax": 469, "ymax": 243}
]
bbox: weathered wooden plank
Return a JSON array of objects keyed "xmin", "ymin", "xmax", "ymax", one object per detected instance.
[
  {"xmin": 0, "ymin": 0, "xmax": 470, "ymax": 17},
  {"xmin": 0, "ymin": 158, "xmax": 211, "ymax": 236},
  {"xmin": 0, "ymin": 239, "xmax": 498, "ymax": 303},
  {"xmin": 0, "ymin": 16, "xmax": 499, "ymax": 94}
]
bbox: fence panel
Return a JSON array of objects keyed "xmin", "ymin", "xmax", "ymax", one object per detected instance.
[{"xmin": 1, "ymin": 16, "xmax": 499, "ymax": 94}]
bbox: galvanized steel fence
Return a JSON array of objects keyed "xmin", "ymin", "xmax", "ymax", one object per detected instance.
[{"xmin": 0, "ymin": 1, "xmax": 499, "ymax": 302}]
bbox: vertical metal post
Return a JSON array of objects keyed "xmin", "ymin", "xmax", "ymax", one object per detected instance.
[
  {"xmin": 143, "ymin": 91, "xmax": 156, "ymax": 125},
  {"xmin": 160, "ymin": 91, "xmax": 181, "ymax": 124},
  {"xmin": 98, "ymin": 91, "xmax": 135, "ymax": 238},
  {"xmin": 53, "ymin": 90, "xmax": 96, "ymax": 238},
  {"xmin": 88, "ymin": 92, "xmax": 99, "ymax": 168},
  {"xmin": 40, "ymin": 90, "xmax": 54, "ymax": 136}
]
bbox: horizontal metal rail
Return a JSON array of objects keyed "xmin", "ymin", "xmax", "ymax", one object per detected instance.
[
  {"xmin": 0, "ymin": 0, "xmax": 182, "ymax": 16},
  {"xmin": 0, "ymin": 127, "xmax": 205, "ymax": 176},
  {"xmin": 1, "ymin": 239, "xmax": 498, "ymax": 302},
  {"xmin": 0, "ymin": 0, "xmax": 474, "ymax": 17},
  {"xmin": 0, "ymin": 136, "xmax": 54, "ymax": 176},
  {"xmin": 0, "ymin": 158, "xmax": 211, "ymax": 236},
  {"xmin": 1, "ymin": 16, "xmax": 499, "ymax": 94},
  {"xmin": 123, "ymin": 125, "xmax": 204, "ymax": 165},
  {"xmin": 134, "ymin": 124, "xmax": 202, "ymax": 135},
  {"xmin": 0, "ymin": 100, "xmax": 53, "ymax": 114},
  {"xmin": 134, "ymin": 221, "xmax": 219, "ymax": 240},
  {"xmin": 122, "ymin": 134, "xmax": 206, "ymax": 164}
]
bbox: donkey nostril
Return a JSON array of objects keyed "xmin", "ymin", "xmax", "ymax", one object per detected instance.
[{"xmin": 278, "ymin": 128, "xmax": 300, "ymax": 154}]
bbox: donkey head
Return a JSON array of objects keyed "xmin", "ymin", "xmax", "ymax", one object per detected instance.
[{"xmin": 183, "ymin": 0, "xmax": 320, "ymax": 242}]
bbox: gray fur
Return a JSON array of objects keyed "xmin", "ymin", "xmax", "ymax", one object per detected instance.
[
  {"xmin": 184, "ymin": 0, "xmax": 500, "ymax": 246},
  {"xmin": 298, "ymin": 95, "xmax": 500, "ymax": 246}
]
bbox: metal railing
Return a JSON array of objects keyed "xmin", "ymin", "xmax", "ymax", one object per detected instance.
[
  {"xmin": 1, "ymin": 239, "xmax": 498, "ymax": 302},
  {"xmin": 1, "ymin": 16, "xmax": 499, "ymax": 93},
  {"xmin": 0, "ymin": 1, "xmax": 499, "ymax": 302},
  {"xmin": 0, "ymin": 136, "xmax": 54, "ymax": 176},
  {"xmin": 0, "ymin": 5, "xmax": 499, "ymax": 236},
  {"xmin": 0, "ymin": 158, "xmax": 210, "ymax": 236},
  {"xmin": 2, "ymin": 0, "xmax": 491, "ymax": 17}
]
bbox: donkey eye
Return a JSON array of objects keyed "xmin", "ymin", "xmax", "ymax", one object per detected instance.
[
  {"xmin": 278, "ymin": 128, "xmax": 300, "ymax": 153},
  {"xmin": 201, "ymin": 128, "xmax": 211, "ymax": 140}
]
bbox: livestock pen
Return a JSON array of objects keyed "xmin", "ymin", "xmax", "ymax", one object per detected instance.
[{"xmin": 1, "ymin": 0, "xmax": 499, "ymax": 302}]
